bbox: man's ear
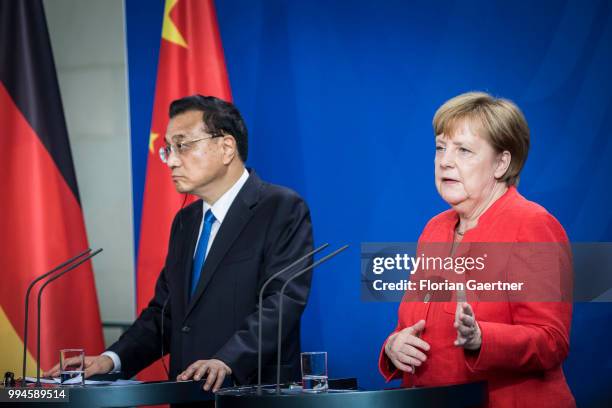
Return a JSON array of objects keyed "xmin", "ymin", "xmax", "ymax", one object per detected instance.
[{"xmin": 221, "ymin": 134, "xmax": 237, "ymax": 165}]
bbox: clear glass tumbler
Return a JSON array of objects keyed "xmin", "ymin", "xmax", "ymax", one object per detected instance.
[
  {"xmin": 60, "ymin": 348, "xmax": 85, "ymax": 385},
  {"xmin": 301, "ymin": 351, "xmax": 328, "ymax": 393}
]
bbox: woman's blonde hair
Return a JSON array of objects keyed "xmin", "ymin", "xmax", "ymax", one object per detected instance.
[{"xmin": 433, "ymin": 92, "xmax": 530, "ymax": 186}]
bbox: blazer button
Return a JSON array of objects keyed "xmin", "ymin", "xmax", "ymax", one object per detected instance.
[{"xmin": 181, "ymin": 325, "xmax": 191, "ymax": 333}]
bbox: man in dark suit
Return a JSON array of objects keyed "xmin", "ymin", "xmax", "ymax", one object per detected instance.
[{"xmin": 45, "ymin": 95, "xmax": 313, "ymax": 392}]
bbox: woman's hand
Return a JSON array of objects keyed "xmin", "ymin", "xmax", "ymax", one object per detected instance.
[
  {"xmin": 384, "ymin": 320, "xmax": 430, "ymax": 373},
  {"xmin": 454, "ymin": 302, "xmax": 482, "ymax": 350}
]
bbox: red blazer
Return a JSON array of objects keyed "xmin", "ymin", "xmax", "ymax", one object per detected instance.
[{"xmin": 379, "ymin": 186, "xmax": 575, "ymax": 407}]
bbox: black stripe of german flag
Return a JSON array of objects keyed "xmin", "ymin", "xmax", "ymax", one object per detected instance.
[{"xmin": 0, "ymin": 0, "xmax": 80, "ymax": 203}]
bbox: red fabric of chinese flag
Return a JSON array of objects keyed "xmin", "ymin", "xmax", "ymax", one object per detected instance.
[{"xmin": 136, "ymin": 0, "xmax": 232, "ymax": 381}]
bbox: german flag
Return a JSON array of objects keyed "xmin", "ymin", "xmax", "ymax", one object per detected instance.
[
  {"xmin": 136, "ymin": 0, "xmax": 232, "ymax": 380},
  {"xmin": 0, "ymin": 0, "xmax": 104, "ymax": 376}
]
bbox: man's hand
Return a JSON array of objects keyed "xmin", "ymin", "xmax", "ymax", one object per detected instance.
[
  {"xmin": 177, "ymin": 359, "xmax": 232, "ymax": 392},
  {"xmin": 43, "ymin": 355, "xmax": 114, "ymax": 378},
  {"xmin": 384, "ymin": 319, "xmax": 430, "ymax": 373},
  {"xmin": 454, "ymin": 302, "xmax": 482, "ymax": 350}
]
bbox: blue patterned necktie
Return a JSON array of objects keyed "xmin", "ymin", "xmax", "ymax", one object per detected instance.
[{"xmin": 190, "ymin": 209, "xmax": 216, "ymax": 297}]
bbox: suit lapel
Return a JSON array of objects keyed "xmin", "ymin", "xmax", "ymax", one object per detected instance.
[{"xmin": 184, "ymin": 170, "xmax": 263, "ymax": 319}]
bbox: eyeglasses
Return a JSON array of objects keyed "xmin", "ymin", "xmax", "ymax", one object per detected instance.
[{"xmin": 159, "ymin": 136, "xmax": 217, "ymax": 163}]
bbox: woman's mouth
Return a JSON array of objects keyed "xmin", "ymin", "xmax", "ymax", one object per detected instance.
[{"xmin": 441, "ymin": 177, "xmax": 459, "ymax": 184}]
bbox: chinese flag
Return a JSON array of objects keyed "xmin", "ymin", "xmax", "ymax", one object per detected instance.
[
  {"xmin": 0, "ymin": 0, "xmax": 104, "ymax": 376},
  {"xmin": 136, "ymin": 0, "xmax": 232, "ymax": 380}
]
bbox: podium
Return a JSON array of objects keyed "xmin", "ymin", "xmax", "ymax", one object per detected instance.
[
  {"xmin": 3, "ymin": 378, "xmax": 486, "ymax": 407},
  {"xmin": 216, "ymin": 380, "xmax": 487, "ymax": 408}
]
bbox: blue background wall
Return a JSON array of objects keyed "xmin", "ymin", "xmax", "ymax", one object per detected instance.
[{"xmin": 126, "ymin": 0, "xmax": 612, "ymax": 405}]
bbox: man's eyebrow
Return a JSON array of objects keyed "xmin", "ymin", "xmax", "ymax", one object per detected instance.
[{"xmin": 166, "ymin": 134, "xmax": 186, "ymax": 143}]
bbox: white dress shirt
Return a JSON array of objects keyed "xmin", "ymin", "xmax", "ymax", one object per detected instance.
[{"xmin": 103, "ymin": 168, "xmax": 250, "ymax": 373}]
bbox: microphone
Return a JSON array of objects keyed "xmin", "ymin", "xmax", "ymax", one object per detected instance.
[
  {"xmin": 21, "ymin": 248, "xmax": 92, "ymax": 386},
  {"xmin": 257, "ymin": 243, "xmax": 330, "ymax": 389},
  {"xmin": 35, "ymin": 248, "xmax": 103, "ymax": 386},
  {"xmin": 275, "ymin": 244, "xmax": 349, "ymax": 392}
]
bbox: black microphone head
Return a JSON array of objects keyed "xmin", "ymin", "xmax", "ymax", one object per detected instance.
[{"xmin": 4, "ymin": 371, "xmax": 15, "ymax": 387}]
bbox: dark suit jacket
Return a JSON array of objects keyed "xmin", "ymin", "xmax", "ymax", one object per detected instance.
[{"xmin": 108, "ymin": 170, "xmax": 313, "ymax": 384}]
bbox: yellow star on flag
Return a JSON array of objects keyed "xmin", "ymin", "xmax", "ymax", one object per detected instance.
[
  {"xmin": 162, "ymin": 0, "xmax": 188, "ymax": 48},
  {"xmin": 149, "ymin": 132, "xmax": 159, "ymax": 154}
]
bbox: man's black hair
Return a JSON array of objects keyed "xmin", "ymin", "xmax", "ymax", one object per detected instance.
[{"xmin": 169, "ymin": 94, "xmax": 248, "ymax": 162}]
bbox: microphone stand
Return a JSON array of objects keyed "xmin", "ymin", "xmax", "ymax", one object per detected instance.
[
  {"xmin": 35, "ymin": 248, "xmax": 103, "ymax": 386},
  {"xmin": 257, "ymin": 243, "xmax": 330, "ymax": 391},
  {"xmin": 275, "ymin": 244, "xmax": 349, "ymax": 393},
  {"xmin": 21, "ymin": 249, "xmax": 92, "ymax": 386}
]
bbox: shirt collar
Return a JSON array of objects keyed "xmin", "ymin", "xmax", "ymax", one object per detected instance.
[{"xmin": 202, "ymin": 168, "xmax": 250, "ymax": 223}]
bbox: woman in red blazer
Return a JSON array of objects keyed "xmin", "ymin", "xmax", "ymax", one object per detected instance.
[{"xmin": 379, "ymin": 92, "xmax": 575, "ymax": 407}]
